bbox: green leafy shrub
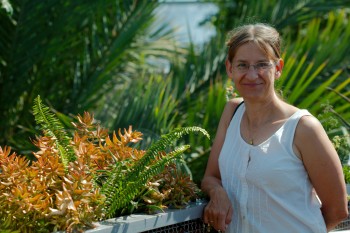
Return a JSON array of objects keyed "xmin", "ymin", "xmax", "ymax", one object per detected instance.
[
  {"xmin": 0, "ymin": 96, "xmax": 209, "ymax": 232},
  {"xmin": 343, "ymin": 166, "xmax": 350, "ymax": 184},
  {"xmin": 317, "ymin": 92, "xmax": 350, "ymax": 185}
]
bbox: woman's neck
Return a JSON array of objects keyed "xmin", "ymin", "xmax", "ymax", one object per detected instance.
[{"xmin": 244, "ymin": 98, "xmax": 283, "ymax": 128}]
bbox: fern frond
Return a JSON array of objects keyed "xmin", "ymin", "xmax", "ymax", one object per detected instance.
[
  {"xmin": 102, "ymin": 126, "xmax": 209, "ymax": 217},
  {"xmin": 103, "ymin": 145, "xmax": 190, "ymax": 217},
  {"xmin": 128, "ymin": 126, "xmax": 209, "ymax": 180},
  {"xmin": 32, "ymin": 95, "xmax": 76, "ymax": 167}
]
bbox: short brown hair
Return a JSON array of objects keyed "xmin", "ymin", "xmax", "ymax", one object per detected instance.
[{"xmin": 226, "ymin": 23, "xmax": 281, "ymax": 62}]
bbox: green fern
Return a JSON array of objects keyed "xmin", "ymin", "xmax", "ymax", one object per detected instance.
[
  {"xmin": 127, "ymin": 127, "xmax": 209, "ymax": 181},
  {"xmin": 32, "ymin": 95, "xmax": 76, "ymax": 167},
  {"xmin": 103, "ymin": 145, "xmax": 189, "ymax": 217},
  {"xmin": 102, "ymin": 126, "xmax": 210, "ymax": 217}
]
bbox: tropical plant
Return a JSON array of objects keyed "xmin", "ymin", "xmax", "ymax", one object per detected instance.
[
  {"xmin": 2, "ymin": 0, "xmax": 350, "ymax": 188},
  {"xmin": 0, "ymin": 0, "xmax": 186, "ymax": 154},
  {"xmin": 317, "ymin": 101, "xmax": 350, "ymax": 165},
  {"xmin": 327, "ymin": 87, "xmax": 350, "ymax": 131},
  {"xmin": 0, "ymin": 96, "xmax": 209, "ymax": 232},
  {"xmin": 99, "ymin": 73, "xmax": 180, "ymax": 141},
  {"xmin": 326, "ymin": 88, "xmax": 350, "ymax": 180},
  {"xmin": 277, "ymin": 11, "xmax": 350, "ymax": 116},
  {"xmin": 343, "ymin": 166, "xmax": 350, "ymax": 184},
  {"xmin": 0, "ymin": 96, "xmax": 106, "ymax": 232},
  {"xmin": 204, "ymin": 0, "xmax": 350, "ymax": 115},
  {"xmin": 101, "ymin": 125, "xmax": 209, "ymax": 218}
]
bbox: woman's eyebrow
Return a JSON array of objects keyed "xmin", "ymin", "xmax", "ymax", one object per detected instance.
[{"xmin": 234, "ymin": 59, "xmax": 270, "ymax": 63}]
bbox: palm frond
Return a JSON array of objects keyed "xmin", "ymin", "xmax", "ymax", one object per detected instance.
[
  {"xmin": 1, "ymin": 0, "xmax": 183, "ymax": 154},
  {"xmin": 100, "ymin": 73, "xmax": 179, "ymax": 138},
  {"xmin": 273, "ymin": 0, "xmax": 350, "ymax": 29},
  {"xmin": 275, "ymin": 12, "xmax": 350, "ymax": 115}
]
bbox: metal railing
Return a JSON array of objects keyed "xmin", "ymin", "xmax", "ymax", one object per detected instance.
[
  {"xmin": 142, "ymin": 218, "xmax": 211, "ymax": 233},
  {"xmin": 333, "ymin": 213, "xmax": 350, "ymax": 231}
]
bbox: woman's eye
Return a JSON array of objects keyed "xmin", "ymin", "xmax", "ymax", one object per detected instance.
[
  {"xmin": 256, "ymin": 63, "xmax": 270, "ymax": 69},
  {"xmin": 237, "ymin": 63, "xmax": 248, "ymax": 68}
]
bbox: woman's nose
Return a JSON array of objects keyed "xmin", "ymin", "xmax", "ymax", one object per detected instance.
[{"xmin": 245, "ymin": 66, "xmax": 259, "ymax": 79}]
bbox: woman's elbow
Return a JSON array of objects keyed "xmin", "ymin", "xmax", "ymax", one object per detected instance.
[
  {"xmin": 337, "ymin": 206, "xmax": 349, "ymax": 221},
  {"xmin": 337, "ymin": 198, "xmax": 349, "ymax": 220},
  {"xmin": 324, "ymin": 203, "xmax": 349, "ymax": 228}
]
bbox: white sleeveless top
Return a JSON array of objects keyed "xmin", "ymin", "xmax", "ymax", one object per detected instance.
[{"xmin": 218, "ymin": 103, "xmax": 327, "ymax": 233}]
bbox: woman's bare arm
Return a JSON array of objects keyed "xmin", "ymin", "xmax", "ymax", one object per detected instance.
[
  {"xmin": 294, "ymin": 116, "xmax": 348, "ymax": 231},
  {"xmin": 201, "ymin": 98, "xmax": 242, "ymax": 231}
]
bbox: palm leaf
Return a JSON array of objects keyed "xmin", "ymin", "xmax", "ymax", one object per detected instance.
[
  {"xmin": 0, "ymin": 0, "xmax": 183, "ymax": 154},
  {"xmin": 277, "ymin": 13, "xmax": 349, "ymax": 115},
  {"xmin": 99, "ymin": 73, "xmax": 180, "ymax": 144}
]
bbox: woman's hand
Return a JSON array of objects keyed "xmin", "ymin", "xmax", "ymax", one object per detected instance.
[{"xmin": 203, "ymin": 187, "xmax": 233, "ymax": 232}]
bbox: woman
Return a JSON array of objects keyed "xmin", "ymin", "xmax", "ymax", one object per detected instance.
[{"xmin": 201, "ymin": 23, "xmax": 348, "ymax": 233}]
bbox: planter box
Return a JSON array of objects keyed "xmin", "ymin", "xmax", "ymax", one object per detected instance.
[
  {"xmin": 84, "ymin": 197, "xmax": 350, "ymax": 233},
  {"xmin": 86, "ymin": 201, "xmax": 208, "ymax": 233}
]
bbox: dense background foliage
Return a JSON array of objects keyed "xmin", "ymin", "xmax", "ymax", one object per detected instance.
[{"xmin": 1, "ymin": 0, "xmax": 350, "ymax": 185}]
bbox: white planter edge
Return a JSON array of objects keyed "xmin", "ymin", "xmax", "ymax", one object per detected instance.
[{"xmin": 86, "ymin": 201, "xmax": 207, "ymax": 233}]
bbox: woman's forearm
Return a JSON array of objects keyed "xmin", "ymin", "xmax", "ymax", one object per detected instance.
[{"xmin": 201, "ymin": 176, "xmax": 224, "ymax": 197}]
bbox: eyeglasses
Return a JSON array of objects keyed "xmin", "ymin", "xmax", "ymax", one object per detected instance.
[{"xmin": 233, "ymin": 62, "xmax": 274, "ymax": 73}]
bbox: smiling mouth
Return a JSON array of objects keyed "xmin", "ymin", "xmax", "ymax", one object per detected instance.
[{"xmin": 243, "ymin": 83, "xmax": 262, "ymax": 86}]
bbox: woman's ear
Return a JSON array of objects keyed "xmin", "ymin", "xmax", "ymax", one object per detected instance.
[
  {"xmin": 225, "ymin": 58, "xmax": 233, "ymax": 78},
  {"xmin": 275, "ymin": 59, "xmax": 284, "ymax": 79}
]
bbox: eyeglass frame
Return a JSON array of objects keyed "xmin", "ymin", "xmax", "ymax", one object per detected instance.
[{"xmin": 232, "ymin": 61, "xmax": 276, "ymax": 73}]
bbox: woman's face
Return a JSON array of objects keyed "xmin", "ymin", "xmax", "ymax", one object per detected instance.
[{"xmin": 226, "ymin": 42, "xmax": 283, "ymax": 102}]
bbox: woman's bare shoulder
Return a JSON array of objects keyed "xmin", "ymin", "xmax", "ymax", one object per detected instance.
[
  {"xmin": 294, "ymin": 114, "xmax": 329, "ymax": 157},
  {"xmin": 226, "ymin": 97, "xmax": 244, "ymax": 112},
  {"xmin": 296, "ymin": 114, "xmax": 321, "ymax": 134},
  {"xmin": 219, "ymin": 98, "xmax": 244, "ymax": 127}
]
